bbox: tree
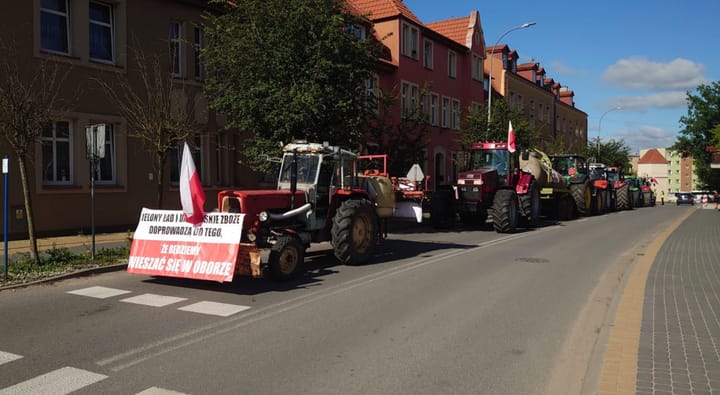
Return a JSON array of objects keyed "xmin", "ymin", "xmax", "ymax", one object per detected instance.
[
  {"xmin": 0, "ymin": 42, "xmax": 71, "ymax": 265},
  {"xmin": 459, "ymin": 98, "xmax": 536, "ymax": 150},
  {"xmin": 202, "ymin": 0, "xmax": 382, "ymax": 173},
  {"xmin": 585, "ymin": 137, "xmax": 632, "ymax": 171},
  {"xmin": 360, "ymin": 87, "xmax": 430, "ymax": 176},
  {"xmin": 672, "ymin": 81, "xmax": 720, "ymax": 189},
  {"xmin": 95, "ymin": 46, "xmax": 199, "ymax": 209}
]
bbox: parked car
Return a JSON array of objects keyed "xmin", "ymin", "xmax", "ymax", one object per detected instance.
[{"xmin": 676, "ymin": 192, "xmax": 695, "ymax": 205}]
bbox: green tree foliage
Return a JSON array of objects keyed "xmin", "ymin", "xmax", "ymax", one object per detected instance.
[
  {"xmin": 585, "ymin": 137, "xmax": 632, "ymax": 171},
  {"xmin": 672, "ymin": 81, "xmax": 720, "ymax": 190},
  {"xmin": 202, "ymin": 0, "xmax": 381, "ymax": 172},
  {"xmin": 459, "ymin": 98, "xmax": 536, "ymax": 150},
  {"xmin": 360, "ymin": 87, "xmax": 430, "ymax": 176}
]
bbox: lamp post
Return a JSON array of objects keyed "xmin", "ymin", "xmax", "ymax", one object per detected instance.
[
  {"xmin": 597, "ymin": 106, "xmax": 621, "ymax": 160},
  {"xmin": 486, "ymin": 22, "xmax": 536, "ymax": 139}
]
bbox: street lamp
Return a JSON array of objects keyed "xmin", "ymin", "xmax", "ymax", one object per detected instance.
[
  {"xmin": 486, "ymin": 22, "xmax": 536, "ymax": 139},
  {"xmin": 597, "ymin": 106, "xmax": 622, "ymax": 160}
]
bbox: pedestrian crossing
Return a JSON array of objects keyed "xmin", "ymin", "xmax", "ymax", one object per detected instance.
[
  {"xmin": 66, "ymin": 286, "xmax": 251, "ymax": 317},
  {"xmin": 0, "ymin": 353, "xmax": 188, "ymax": 395}
]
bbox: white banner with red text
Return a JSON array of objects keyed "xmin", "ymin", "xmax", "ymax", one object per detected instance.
[{"xmin": 128, "ymin": 208, "xmax": 245, "ymax": 282}]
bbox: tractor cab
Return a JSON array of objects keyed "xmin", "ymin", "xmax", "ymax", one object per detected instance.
[
  {"xmin": 550, "ymin": 155, "xmax": 588, "ymax": 180},
  {"xmin": 460, "ymin": 142, "xmax": 515, "ymax": 187}
]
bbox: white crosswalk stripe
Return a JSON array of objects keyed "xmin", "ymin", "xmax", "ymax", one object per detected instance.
[
  {"xmin": 121, "ymin": 294, "xmax": 187, "ymax": 307},
  {"xmin": 0, "ymin": 351, "xmax": 22, "ymax": 366},
  {"xmin": 0, "ymin": 366, "xmax": 107, "ymax": 395},
  {"xmin": 178, "ymin": 301, "xmax": 251, "ymax": 317},
  {"xmin": 136, "ymin": 386, "xmax": 189, "ymax": 395},
  {"xmin": 67, "ymin": 286, "xmax": 132, "ymax": 299}
]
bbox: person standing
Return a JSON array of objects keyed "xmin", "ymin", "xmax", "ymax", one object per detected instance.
[{"xmin": 660, "ymin": 190, "xmax": 665, "ymax": 205}]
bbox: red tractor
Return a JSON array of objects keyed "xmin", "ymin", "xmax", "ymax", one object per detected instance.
[
  {"xmin": 217, "ymin": 142, "xmax": 394, "ymax": 280},
  {"xmin": 605, "ymin": 166, "xmax": 631, "ymax": 210},
  {"xmin": 430, "ymin": 142, "xmax": 547, "ymax": 233}
]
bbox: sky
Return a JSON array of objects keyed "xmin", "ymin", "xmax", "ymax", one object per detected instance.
[{"xmin": 404, "ymin": 0, "xmax": 720, "ymax": 155}]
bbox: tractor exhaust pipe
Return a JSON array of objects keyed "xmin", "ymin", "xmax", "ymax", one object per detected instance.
[
  {"xmin": 290, "ymin": 148, "xmax": 298, "ymax": 209},
  {"xmin": 269, "ymin": 203, "xmax": 312, "ymax": 221}
]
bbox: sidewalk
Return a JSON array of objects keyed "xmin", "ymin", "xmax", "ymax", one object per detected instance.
[
  {"xmin": 597, "ymin": 208, "xmax": 720, "ymax": 394},
  {"xmin": 1, "ymin": 231, "xmax": 132, "ymax": 258}
]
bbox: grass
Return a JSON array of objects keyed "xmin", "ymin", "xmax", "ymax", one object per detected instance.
[{"xmin": 0, "ymin": 243, "xmax": 130, "ymax": 287}]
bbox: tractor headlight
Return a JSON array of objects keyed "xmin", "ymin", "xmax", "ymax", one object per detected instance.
[{"xmin": 258, "ymin": 211, "xmax": 269, "ymax": 222}]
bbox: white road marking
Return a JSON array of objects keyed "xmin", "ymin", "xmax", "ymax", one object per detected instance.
[
  {"xmin": 177, "ymin": 301, "xmax": 251, "ymax": 317},
  {"xmin": 0, "ymin": 351, "xmax": 22, "ymax": 366},
  {"xmin": 0, "ymin": 367, "xmax": 107, "ymax": 395},
  {"xmin": 136, "ymin": 387, "xmax": 188, "ymax": 395},
  {"xmin": 121, "ymin": 294, "xmax": 187, "ymax": 307},
  {"xmin": 67, "ymin": 286, "xmax": 131, "ymax": 299}
]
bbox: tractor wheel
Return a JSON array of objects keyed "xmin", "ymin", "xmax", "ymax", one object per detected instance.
[
  {"xmin": 460, "ymin": 210, "xmax": 488, "ymax": 226},
  {"xmin": 331, "ymin": 199, "xmax": 378, "ymax": 265},
  {"xmin": 570, "ymin": 180, "xmax": 592, "ymax": 216},
  {"xmin": 556, "ymin": 195, "xmax": 575, "ymax": 221},
  {"xmin": 592, "ymin": 190, "xmax": 605, "ymax": 215},
  {"xmin": 491, "ymin": 189, "xmax": 519, "ymax": 234},
  {"xmin": 430, "ymin": 190, "xmax": 456, "ymax": 229},
  {"xmin": 268, "ymin": 235, "xmax": 304, "ymax": 280},
  {"xmin": 616, "ymin": 184, "xmax": 630, "ymax": 210},
  {"xmin": 519, "ymin": 181, "xmax": 541, "ymax": 228}
]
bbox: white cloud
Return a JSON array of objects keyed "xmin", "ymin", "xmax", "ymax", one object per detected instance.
[
  {"xmin": 607, "ymin": 91, "xmax": 687, "ymax": 112},
  {"xmin": 602, "ymin": 57, "xmax": 706, "ymax": 90},
  {"xmin": 609, "ymin": 125, "xmax": 677, "ymax": 153}
]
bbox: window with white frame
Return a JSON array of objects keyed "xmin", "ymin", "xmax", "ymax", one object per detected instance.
[
  {"xmin": 89, "ymin": 1, "xmax": 114, "ymax": 62},
  {"xmin": 346, "ymin": 24, "xmax": 366, "ymax": 40},
  {"xmin": 448, "ymin": 50, "xmax": 457, "ymax": 78},
  {"xmin": 441, "ymin": 97, "xmax": 449, "ymax": 128},
  {"xmin": 401, "ymin": 23, "xmax": 419, "ymax": 59},
  {"xmin": 170, "ymin": 138, "xmax": 203, "ymax": 184},
  {"xmin": 401, "ymin": 81, "xmax": 419, "ymax": 118},
  {"xmin": 410, "ymin": 85, "xmax": 418, "ymax": 117},
  {"xmin": 365, "ymin": 74, "xmax": 379, "ymax": 113},
  {"xmin": 42, "ymin": 120, "xmax": 73, "ymax": 185},
  {"xmin": 40, "ymin": 0, "xmax": 70, "ymax": 54},
  {"xmin": 193, "ymin": 27, "xmax": 204, "ymax": 80},
  {"xmin": 169, "ymin": 22, "xmax": 182, "ymax": 76},
  {"xmin": 430, "ymin": 94, "xmax": 438, "ymax": 126},
  {"xmin": 423, "ymin": 39, "xmax": 433, "ymax": 69},
  {"xmin": 90, "ymin": 124, "xmax": 116, "ymax": 184},
  {"xmin": 451, "ymin": 99, "xmax": 460, "ymax": 130},
  {"xmin": 472, "ymin": 54, "xmax": 483, "ymax": 81}
]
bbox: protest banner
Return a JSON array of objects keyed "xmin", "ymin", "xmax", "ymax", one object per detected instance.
[{"xmin": 128, "ymin": 208, "xmax": 245, "ymax": 282}]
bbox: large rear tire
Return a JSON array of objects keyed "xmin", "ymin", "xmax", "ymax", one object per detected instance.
[
  {"xmin": 491, "ymin": 189, "xmax": 519, "ymax": 233},
  {"xmin": 519, "ymin": 181, "xmax": 541, "ymax": 228},
  {"xmin": 331, "ymin": 199, "xmax": 378, "ymax": 265},
  {"xmin": 616, "ymin": 184, "xmax": 629, "ymax": 210},
  {"xmin": 268, "ymin": 235, "xmax": 304, "ymax": 280},
  {"xmin": 570, "ymin": 180, "xmax": 592, "ymax": 216}
]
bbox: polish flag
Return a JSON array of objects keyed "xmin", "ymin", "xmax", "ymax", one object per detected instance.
[
  {"xmin": 507, "ymin": 121, "xmax": 517, "ymax": 153},
  {"xmin": 180, "ymin": 142, "xmax": 205, "ymax": 226}
]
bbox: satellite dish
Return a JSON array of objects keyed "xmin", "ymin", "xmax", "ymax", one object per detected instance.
[{"xmin": 406, "ymin": 164, "xmax": 425, "ymax": 182}]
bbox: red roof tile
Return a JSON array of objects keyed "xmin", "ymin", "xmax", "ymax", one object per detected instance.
[
  {"xmin": 348, "ymin": 0, "xmax": 423, "ymax": 25},
  {"xmin": 426, "ymin": 16, "xmax": 468, "ymax": 46},
  {"xmin": 638, "ymin": 148, "xmax": 667, "ymax": 164}
]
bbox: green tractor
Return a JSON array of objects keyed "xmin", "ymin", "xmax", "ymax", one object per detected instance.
[{"xmin": 549, "ymin": 154, "xmax": 595, "ymax": 216}]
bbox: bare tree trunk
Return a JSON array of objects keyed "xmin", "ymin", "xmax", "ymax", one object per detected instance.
[
  {"xmin": 155, "ymin": 155, "xmax": 165, "ymax": 209},
  {"xmin": 17, "ymin": 156, "xmax": 40, "ymax": 265}
]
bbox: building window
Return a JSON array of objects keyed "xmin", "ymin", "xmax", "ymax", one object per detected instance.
[
  {"xmin": 170, "ymin": 138, "xmax": 203, "ymax": 184},
  {"xmin": 401, "ymin": 23, "xmax": 419, "ymax": 59},
  {"xmin": 410, "ymin": 85, "xmax": 418, "ymax": 116},
  {"xmin": 169, "ymin": 22, "xmax": 182, "ymax": 76},
  {"xmin": 401, "ymin": 81, "xmax": 419, "ymax": 119},
  {"xmin": 91, "ymin": 124, "xmax": 116, "ymax": 184},
  {"xmin": 42, "ymin": 120, "xmax": 73, "ymax": 185},
  {"xmin": 89, "ymin": 1, "xmax": 114, "ymax": 62},
  {"xmin": 40, "ymin": 0, "xmax": 70, "ymax": 54},
  {"xmin": 193, "ymin": 27, "xmax": 204, "ymax": 80},
  {"xmin": 346, "ymin": 24, "xmax": 366, "ymax": 40},
  {"xmin": 365, "ymin": 74, "xmax": 379, "ymax": 113},
  {"xmin": 423, "ymin": 39, "xmax": 433, "ymax": 69},
  {"xmin": 472, "ymin": 54, "xmax": 483, "ymax": 81},
  {"xmin": 451, "ymin": 99, "xmax": 460, "ymax": 130},
  {"xmin": 430, "ymin": 94, "xmax": 439, "ymax": 126},
  {"xmin": 441, "ymin": 97, "xmax": 449, "ymax": 128},
  {"xmin": 448, "ymin": 51, "xmax": 457, "ymax": 78}
]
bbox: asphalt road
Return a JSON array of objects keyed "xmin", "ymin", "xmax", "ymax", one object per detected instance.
[{"xmin": 0, "ymin": 205, "xmax": 692, "ymax": 394}]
